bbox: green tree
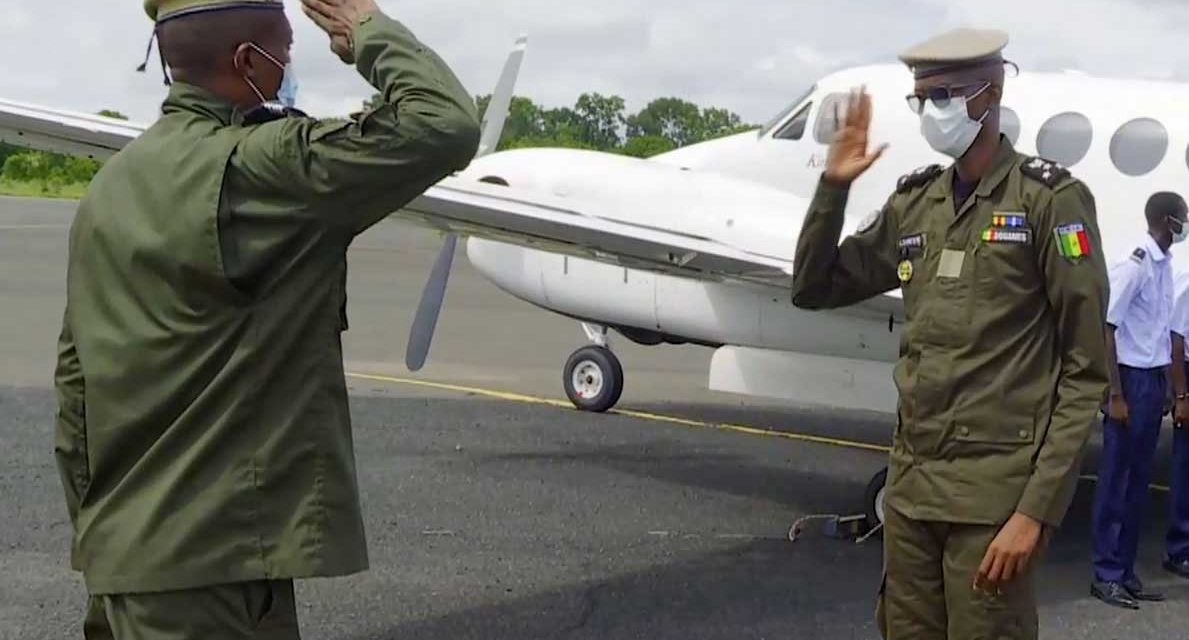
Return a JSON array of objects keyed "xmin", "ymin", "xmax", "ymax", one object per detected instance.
[
  {"xmin": 620, "ymin": 135, "xmax": 677, "ymax": 158},
  {"xmin": 363, "ymin": 93, "xmax": 386, "ymax": 111},
  {"xmin": 98, "ymin": 110, "xmax": 129, "ymax": 120},
  {"xmin": 625, "ymin": 98, "xmax": 703, "ymax": 147},
  {"xmin": 573, "ymin": 93, "xmax": 625, "ymax": 150}
]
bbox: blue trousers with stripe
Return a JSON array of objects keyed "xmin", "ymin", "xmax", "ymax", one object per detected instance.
[
  {"xmin": 1092, "ymin": 365, "xmax": 1165, "ymax": 583},
  {"xmin": 1168, "ymin": 364, "xmax": 1189, "ymax": 563}
]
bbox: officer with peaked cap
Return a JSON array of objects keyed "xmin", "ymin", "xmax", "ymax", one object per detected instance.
[
  {"xmin": 55, "ymin": 0, "xmax": 479, "ymax": 636},
  {"xmin": 792, "ymin": 28, "xmax": 1109, "ymax": 638}
]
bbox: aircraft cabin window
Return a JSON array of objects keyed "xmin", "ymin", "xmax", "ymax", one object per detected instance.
[
  {"xmin": 1035, "ymin": 112, "xmax": 1093, "ymax": 167},
  {"xmin": 814, "ymin": 93, "xmax": 850, "ymax": 144},
  {"xmin": 759, "ymin": 85, "xmax": 816, "ymax": 136},
  {"xmin": 1110, "ymin": 118, "xmax": 1168, "ymax": 177},
  {"xmin": 775, "ymin": 102, "xmax": 812, "ymax": 140},
  {"xmin": 1000, "ymin": 107, "xmax": 1021, "ymax": 146}
]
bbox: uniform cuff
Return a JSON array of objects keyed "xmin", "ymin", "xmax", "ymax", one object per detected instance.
[{"xmin": 812, "ymin": 175, "xmax": 850, "ymax": 213}]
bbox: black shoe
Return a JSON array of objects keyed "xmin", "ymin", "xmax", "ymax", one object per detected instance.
[
  {"xmin": 1091, "ymin": 581, "xmax": 1140, "ymax": 610},
  {"xmin": 1164, "ymin": 558, "xmax": 1189, "ymax": 579},
  {"xmin": 1123, "ymin": 577, "xmax": 1165, "ymax": 602}
]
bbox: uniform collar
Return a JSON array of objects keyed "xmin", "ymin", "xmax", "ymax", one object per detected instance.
[
  {"xmin": 927, "ymin": 135, "xmax": 1017, "ymax": 201},
  {"xmin": 1144, "ymin": 232, "xmax": 1171, "ymax": 262},
  {"xmin": 160, "ymin": 82, "xmax": 247, "ymax": 126}
]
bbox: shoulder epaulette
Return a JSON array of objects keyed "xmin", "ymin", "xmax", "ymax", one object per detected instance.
[
  {"xmin": 896, "ymin": 164, "xmax": 943, "ymax": 193},
  {"xmin": 1131, "ymin": 247, "xmax": 1147, "ymax": 264},
  {"xmin": 1020, "ymin": 156, "xmax": 1072, "ymax": 189}
]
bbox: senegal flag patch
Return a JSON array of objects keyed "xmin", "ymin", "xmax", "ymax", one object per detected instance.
[{"xmin": 1054, "ymin": 223, "xmax": 1091, "ymax": 261}]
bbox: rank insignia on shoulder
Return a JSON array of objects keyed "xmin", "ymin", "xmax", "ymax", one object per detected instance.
[
  {"xmin": 981, "ymin": 228, "xmax": 1030, "ymax": 244},
  {"xmin": 896, "ymin": 164, "xmax": 943, "ymax": 193},
  {"xmin": 1053, "ymin": 222, "xmax": 1091, "ymax": 261},
  {"xmin": 1131, "ymin": 247, "xmax": 1147, "ymax": 263},
  {"xmin": 1021, "ymin": 157, "xmax": 1071, "ymax": 188}
]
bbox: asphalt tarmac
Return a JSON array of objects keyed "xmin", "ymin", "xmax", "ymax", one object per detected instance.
[{"xmin": 1, "ymin": 196, "xmax": 1186, "ymax": 639}]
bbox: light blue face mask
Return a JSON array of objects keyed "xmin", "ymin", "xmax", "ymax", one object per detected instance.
[{"xmin": 244, "ymin": 43, "xmax": 298, "ymax": 109}]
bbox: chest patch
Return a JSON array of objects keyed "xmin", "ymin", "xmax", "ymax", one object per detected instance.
[
  {"xmin": 898, "ymin": 233, "xmax": 927, "ymax": 257},
  {"xmin": 981, "ymin": 228, "xmax": 1031, "ymax": 244},
  {"xmin": 990, "ymin": 212, "xmax": 1027, "ymax": 229}
]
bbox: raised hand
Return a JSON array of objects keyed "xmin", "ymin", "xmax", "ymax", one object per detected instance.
[
  {"xmin": 301, "ymin": 0, "xmax": 382, "ymax": 65},
  {"xmin": 823, "ymin": 87, "xmax": 888, "ymax": 186}
]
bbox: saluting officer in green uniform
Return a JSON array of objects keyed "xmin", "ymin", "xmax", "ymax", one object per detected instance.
[
  {"xmin": 53, "ymin": 0, "xmax": 479, "ymax": 637},
  {"xmin": 792, "ymin": 29, "xmax": 1109, "ymax": 638}
]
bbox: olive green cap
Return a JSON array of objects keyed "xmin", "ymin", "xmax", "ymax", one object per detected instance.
[
  {"xmin": 898, "ymin": 28, "xmax": 1010, "ymax": 79},
  {"xmin": 144, "ymin": 0, "xmax": 283, "ymax": 23}
]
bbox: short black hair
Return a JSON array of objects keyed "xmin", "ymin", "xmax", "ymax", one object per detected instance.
[
  {"xmin": 1145, "ymin": 191, "xmax": 1188, "ymax": 225},
  {"xmin": 158, "ymin": 7, "xmax": 289, "ymax": 83}
]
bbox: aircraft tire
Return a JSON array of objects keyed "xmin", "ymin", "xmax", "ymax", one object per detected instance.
[
  {"xmin": 864, "ymin": 467, "xmax": 888, "ymax": 532},
  {"xmin": 563, "ymin": 346, "xmax": 624, "ymax": 413}
]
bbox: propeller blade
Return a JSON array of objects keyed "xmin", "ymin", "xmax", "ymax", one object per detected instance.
[
  {"xmin": 476, "ymin": 35, "xmax": 528, "ymax": 158},
  {"xmin": 405, "ymin": 233, "xmax": 458, "ymax": 371}
]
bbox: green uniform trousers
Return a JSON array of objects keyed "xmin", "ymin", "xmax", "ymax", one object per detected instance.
[
  {"xmin": 83, "ymin": 580, "xmax": 300, "ymax": 640},
  {"xmin": 877, "ymin": 505, "xmax": 1040, "ymax": 640}
]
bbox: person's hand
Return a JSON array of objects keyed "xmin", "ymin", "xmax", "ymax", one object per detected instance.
[
  {"xmin": 1175, "ymin": 398, "xmax": 1189, "ymax": 428},
  {"xmin": 1107, "ymin": 393, "xmax": 1129, "ymax": 425},
  {"xmin": 974, "ymin": 512, "xmax": 1043, "ymax": 595},
  {"xmin": 823, "ymin": 87, "xmax": 888, "ymax": 186},
  {"xmin": 301, "ymin": 0, "xmax": 382, "ymax": 65}
]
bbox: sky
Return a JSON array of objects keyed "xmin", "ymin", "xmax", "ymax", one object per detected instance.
[{"xmin": 2, "ymin": 0, "xmax": 1189, "ymax": 125}]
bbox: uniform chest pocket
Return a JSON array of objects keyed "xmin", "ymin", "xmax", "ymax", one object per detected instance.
[{"xmin": 975, "ymin": 237, "xmax": 1037, "ymax": 297}]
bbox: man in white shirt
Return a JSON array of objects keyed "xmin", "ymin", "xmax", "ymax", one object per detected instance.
[
  {"xmin": 1165, "ymin": 261, "xmax": 1189, "ymax": 580},
  {"xmin": 1092, "ymin": 192, "xmax": 1187, "ymax": 608}
]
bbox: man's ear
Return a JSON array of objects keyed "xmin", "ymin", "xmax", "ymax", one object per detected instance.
[{"xmin": 232, "ymin": 43, "xmax": 256, "ymax": 77}]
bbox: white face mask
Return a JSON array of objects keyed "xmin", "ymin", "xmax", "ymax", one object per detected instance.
[
  {"xmin": 1171, "ymin": 217, "xmax": 1188, "ymax": 245},
  {"xmin": 241, "ymin": 43, "xmax": 298, "ymax": 109},
  {"xmin": 919, "ymin": 83, "xmax": 991, "ymax": 159}
]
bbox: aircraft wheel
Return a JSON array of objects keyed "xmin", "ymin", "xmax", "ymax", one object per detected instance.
[
  {"xmin": 865, "ymin": 467, "xmax": 888, "ymax": 532},
  {"xmin": 564, "ymin": 346, "xmax": 624, "ymax": 413}
]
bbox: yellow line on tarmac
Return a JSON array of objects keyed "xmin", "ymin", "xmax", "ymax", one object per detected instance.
[
  {"xmin": 348, "ymin": 372, "xmax": 1179, "ymax": 494},
  {"xmin": 346, "ymin": 371, "xmax": 891, "ymax": 454}
]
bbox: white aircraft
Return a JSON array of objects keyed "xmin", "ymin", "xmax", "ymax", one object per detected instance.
[{"xmin": 4, "ymin": 40, "xmax": 1188, "ymax": 524}]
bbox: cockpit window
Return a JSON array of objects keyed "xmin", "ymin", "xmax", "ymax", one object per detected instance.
[
  {"xmin": 814, "ymin": 93, "xmax": 850, "ymax": 144},
  {"xmin": 759, "ymin": 85, "xmax": 816, "ymax": 136},
  {"xmin": 774, "ymin": 102, "xmax": 812, "ymax": 141}
]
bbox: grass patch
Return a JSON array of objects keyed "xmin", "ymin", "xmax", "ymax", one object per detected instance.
[{"xmin": 0, "ymin": 179, "xmax": 86, "ymax": 200}]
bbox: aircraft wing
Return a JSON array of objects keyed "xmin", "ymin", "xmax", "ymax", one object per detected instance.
[
  {"xmin": 399, "ymin": 177, "xmax": 794, "ymax": 286},
  {"xmin": 0, "ymin": 99, "xmax": 900, "ymax": 315},
  {"xmin": 0, "ymin": 99, "xmax": 147, "ymax": 160}
]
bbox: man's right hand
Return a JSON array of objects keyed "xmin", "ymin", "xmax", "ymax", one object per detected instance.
[
  {"xmin": 301, "ymin": 0, "xmax": 382, "ymax": 65},
  {"xmin": 1175, "ymin": 398, "xmax": 1189, "ymax": 428},
  {"xmin": 1107, "ymin": 393, "xmax": 1129, "ymax": 425},
  {"xmin": 823, "ymin": 87, "xmax": 888, "ymax": 186}
]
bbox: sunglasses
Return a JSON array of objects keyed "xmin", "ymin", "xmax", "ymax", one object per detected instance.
[{"xmin": 906, "ymin": 82, "xmax": 990, "ymax": 114}]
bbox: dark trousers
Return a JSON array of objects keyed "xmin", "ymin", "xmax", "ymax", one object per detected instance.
[
  {"xmin": 1168, "ymin": 364, "xmax": 1189, "ymax": 563},
  {"xmin": 1092, "ymin": 365, "xmax": 1165, "ymax": 583}
]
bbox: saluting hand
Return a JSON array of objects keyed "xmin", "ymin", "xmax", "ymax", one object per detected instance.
[
  {"xmin": 823, "ymin": 87, "xmax": 888, "ymax": 186},
  {"xmin": 975, "ymin": 512, "xmax": 1044, "ymax": 595},
  {"xmin": 301, "ymin": 0, "xmax": 382, "ymax": 65}
]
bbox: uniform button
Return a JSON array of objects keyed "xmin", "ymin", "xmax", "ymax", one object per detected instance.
[
  {"xmin": 1019, "ymin": 430, "xmax": 1030, "ymax": 439},
  {"xmin": 959, "ymin": 426, "xmax": 970, "ymax": 436}
]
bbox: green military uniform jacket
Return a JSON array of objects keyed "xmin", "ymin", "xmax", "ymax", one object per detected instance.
[
  {"xmin": 53, "ymin": 13, "xmax": 480, "ymax": 594},
  {"xmin": 792, "ymin": 137, "xmax": 1109, "ymax": 527}
]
